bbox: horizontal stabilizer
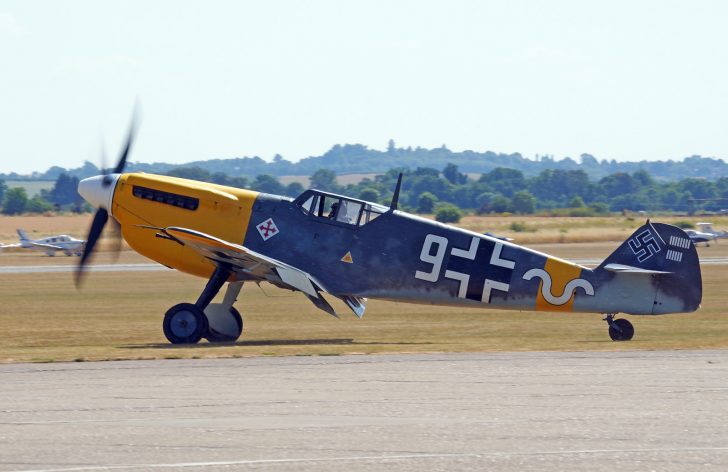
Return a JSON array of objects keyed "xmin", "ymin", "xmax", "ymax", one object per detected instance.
[{"xmin": 603, "ymin": 263, "xmax": 672, "ymax": 274}]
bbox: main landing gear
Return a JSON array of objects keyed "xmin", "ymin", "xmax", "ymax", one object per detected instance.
[
  {"xmin": 604, "ymin": 314, "xmax": 634, "ymax": 341},
  {"xmin": 162, "ymin": 265, "xmax": 244, "ymax": 344}
]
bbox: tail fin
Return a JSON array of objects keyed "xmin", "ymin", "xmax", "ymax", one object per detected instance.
[
  {"xmin": 596, "ymin": 221, "xmax": 702, "ymax": 314},
  {"xmin": 17, "ymin": 229, "xmax": 29, "ymax": 242}
]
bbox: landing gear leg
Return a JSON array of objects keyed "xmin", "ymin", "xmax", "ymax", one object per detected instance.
[
  {"xmin": 604, "ymin": 313, "xmax": 634, "ymax": 341},
  {"xmin": 204, "ymin": 281, "xmax": 244, "ymax": 343},
  {"xmin": 162, "ymin": 265, "xmax": 231, "ymax": 345}
]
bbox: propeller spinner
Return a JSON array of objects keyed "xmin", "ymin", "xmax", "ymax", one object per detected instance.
[{"xmin": 75, "ymin": 117, "xmax": 137, "ymax": 287}]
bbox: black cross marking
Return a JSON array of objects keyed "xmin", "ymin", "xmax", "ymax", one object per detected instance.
[{"xmin": 445, "ymin": 238, "xmax": 513, "ymax": 302}]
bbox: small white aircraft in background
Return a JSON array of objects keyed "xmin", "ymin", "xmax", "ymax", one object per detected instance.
[
  {"xmin": 685, "ymin": 229, "xmax": 715, "ymax": 246},
  {"xmin": 0, "ymin": 229, "xmax": 86, "ymax": 256},
  {"xmin": 697, "ymin": 222, "xmax": 728, "ymax": 240},
  {"xmin": 685, "ymin": 222, "xmax": 728, "ymax": 247}
]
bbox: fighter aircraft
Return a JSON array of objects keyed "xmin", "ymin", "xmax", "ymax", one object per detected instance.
[
  {"xmin": 76, "ymin": 122, "xmax": 702, "ymax": 344},
  {"xmin": 0, "ymin": 229, "xmax": 85, "ymax": 256}
]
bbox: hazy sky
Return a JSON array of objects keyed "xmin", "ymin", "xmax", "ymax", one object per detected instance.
[{"xmin": 1, "ymin": 1, "xmax": 727, "ymax": 174}]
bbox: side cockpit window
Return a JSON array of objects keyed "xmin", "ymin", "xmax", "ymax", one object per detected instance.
[
  {"xmin": 335, "ymin": 200, "xmax": 362, "ymax": 224},
  {"xmin": 361, "ymin": 203, "xmax": 385, "ymax": 224},
  {"xmin": 298, "ymin": 194, "xmax": 318, "ymax": 215},
  {"xmin": 295, "ymin": 191, "xmax": 384, "ymax": 227}
]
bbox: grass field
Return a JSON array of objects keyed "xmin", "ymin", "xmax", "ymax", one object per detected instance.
[
  {"xmin": 1, "ymin": 239, "xmax": 727, "ymax": 363},
  {"xmin": 2, "ymin": 214, "xmax": 727, "ymax": 363}
]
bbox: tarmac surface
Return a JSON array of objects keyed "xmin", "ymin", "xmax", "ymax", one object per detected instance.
[{"xmin": 1, "ymin": 350, "xmax": 728, "ymax": 471}]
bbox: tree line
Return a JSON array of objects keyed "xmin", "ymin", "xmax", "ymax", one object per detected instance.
[
  {"xmin": 2, "ymin": 164, "xmax": 726, "ymax": 218},
  {"xmin": 4, "ymin": 143, "xmax": 728, "ymax": 183},
  {"xmin": 300, "ymin": 165, "xmax": 728, "ymax": 220}
]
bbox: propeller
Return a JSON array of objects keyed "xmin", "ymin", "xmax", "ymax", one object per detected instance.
[{"xmin": 75, "ymin": 113, "xmax": 138, "ymax": 287}]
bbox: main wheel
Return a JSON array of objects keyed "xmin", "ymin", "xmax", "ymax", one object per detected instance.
[
  {"xmin": 608, "ymin": 318, "xmax": 634, "ymax": 341},
  {"xmin": 205, "ymin": 307, "xmax": 243, "ymax": 343},
  {"xmin": 163, "ymin": 303, "xmax": 208, "ymax": 344}
]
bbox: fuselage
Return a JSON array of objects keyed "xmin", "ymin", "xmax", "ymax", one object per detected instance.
[{"xmin": 79, "ymin": 172, "xmax": 701, "ymax": 317}]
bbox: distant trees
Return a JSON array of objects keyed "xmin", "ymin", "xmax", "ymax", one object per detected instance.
[
  {"xmin": 26, "ymin": 195, "xmax": 54, "ymax": 213},
  {"xmin": 2, "ymin": 187, "xmax": 28, "ymax": 214},
  {"xmin": 435, "ymin": 203, "xmax": 462, "ymax": 223},
  {"xmin": 358, "ymin": 187, "xmax": 380, "ymax": 203},
  {"xmin": 251, "ymin": 174, "xmax": 285, "ymax": 194},
  {"xmin": 6, "ymin": 160, "xmax": 726, "ymax": 217},
  {"xmin": 511, "ymin": 191, "xmax": 536, "ymax": 214},
  {"xmin": 317, "ymin": 162, "xmax": 728, "ymax": 215},
  {"xmin": 442, "ymin": 163, "xmax": 467, "ymax": 185},
  {"xmin": 167, "ymin": 166, "xmax": 249, "ymax": 188},
  {"xmin": 44, "ymin": 173, "xmax": 81, "ymax": 207},
  {"xmin": 478, "ymin": 168, "xmax": 525, "ymax": 197},
  {"xmin": 417, "ymin": 192, "xmax": 438, "ymax": 213},
  {"xmin": 284, "ymin": 182, "xmax": 305, "ymax": 198},
  {"xmin": 7, "ymin": 143, "xmax": 728, "ymax": 184},
  {"xmin": 309, "ymin": 169, "xmax": 339, "ymax": 192}
]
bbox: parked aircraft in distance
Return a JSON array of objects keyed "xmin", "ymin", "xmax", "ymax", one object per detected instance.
[
  {"xmin": 685, "ymin": 229, "xmax": 715, "ymax": 246},
  {"xmin": 696, "ymin": 222, "xmax": 728, "ymax": 241},
  {"xmin": 74, "ymin": 119, "xmax": 703, "ymax": 344},
  {"xmin": 0, "ymin": 229, "xmax": 85, "ymax": 256}
]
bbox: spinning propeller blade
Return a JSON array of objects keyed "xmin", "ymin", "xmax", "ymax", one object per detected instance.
[{"xmin": 76, "ymin": 111, "xmax": 138, "ymax": 287}]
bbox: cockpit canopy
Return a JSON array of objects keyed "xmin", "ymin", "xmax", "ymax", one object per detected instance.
[{"xmin": 293, "ymin": 190, "xmax": 388, "ymax": 227}]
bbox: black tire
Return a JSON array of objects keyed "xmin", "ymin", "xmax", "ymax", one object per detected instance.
[
  {"xmin": 608, "ymin": 318, "xmax": 634, "ymax": 341},
  {"xmin": 163, "ymin": 303, "xmax": 208, "ymax": 344},
  {"xmin": 206, "ymin": 307, "xmax": 243, "ymax": 343}
]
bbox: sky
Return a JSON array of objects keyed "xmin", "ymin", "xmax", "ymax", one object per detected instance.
[{"xmin": 1, "ymin": 0, "xmax": 727, "ymax": 174}]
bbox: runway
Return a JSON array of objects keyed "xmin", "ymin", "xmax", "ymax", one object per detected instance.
[
  {"xmin": 2, "ymin": 257, "xmax": 728, "ymax": 274},
  {"xmin": 1, "ymin": 350, "xmax": 727, "ymax": 471}
]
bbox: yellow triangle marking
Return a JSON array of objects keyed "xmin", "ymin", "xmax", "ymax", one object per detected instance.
[{"xmin": 341, "ymin": 251, "xmax": 353, "ymax": 264}]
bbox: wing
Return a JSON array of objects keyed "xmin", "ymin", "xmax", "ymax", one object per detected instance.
[
  {"xmin": 28, "ymin": 242, "xmax": 64, "ymax": 250},
  {"xmin": 155, "ymin": 226, "xmax": 366, "ymax": 319}
]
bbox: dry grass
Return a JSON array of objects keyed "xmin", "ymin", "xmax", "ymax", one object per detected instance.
[
  {"xmin": 4, "ymin": 213, "xmax": 728, "ymax": 245},
  {"xmin": 1, "ymin": 243, "xmax": 728, "ymax": 363},
  {"xmin": 2, "ymin": 214, "xmax": 728, "ymax": 363},
  {"xmin": 456, "ymin": 214, "xmax": 728, "ymax": 244},
  {"xmin": 0, "ymin": 214, "xmax": 90, "ymax": 241}
]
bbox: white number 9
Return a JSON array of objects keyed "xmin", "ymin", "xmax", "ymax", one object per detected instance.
[{"xmin": 415, "ymin": 234, "xmax": 448, "ymax": 282}]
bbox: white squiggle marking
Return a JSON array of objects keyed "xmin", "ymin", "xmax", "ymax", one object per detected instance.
[{"xmin": 523, "ymin": 268, "xmax": 595, "ymax": 306}]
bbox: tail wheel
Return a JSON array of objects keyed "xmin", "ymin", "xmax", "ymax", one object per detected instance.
[
  {"xmin": 608, "ymin": 318, "xmax": 634, "ymax": 341},
  {"xmin": 163, "ymin": 303, "xmax": 208, "ymax": 344},
  {"xmin": 206, "ymin": 307, "xmax": 243, "ymax": 343}
]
